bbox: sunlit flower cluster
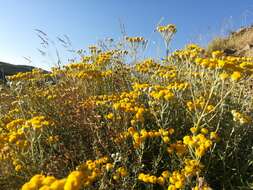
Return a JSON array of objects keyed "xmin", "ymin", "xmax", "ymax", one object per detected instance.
[
  {"xmin": 138, "ymin": 170, "xmax": 169, "ymax": 185},
  {"xmin": 186, "ymin": 96, "xmax": 215, "ymax": 113},
  {"xmin": 7, "ymin": 69, "xmax": 48, "ymax": 81},
  {"xmin": 125, "ymin": 36, "xmax": 145, "ymax": 43},
  {"xmin": 183, "ymin": 129, "xmax": 218, "ymax": 158},
  {"xmin": 169, "ymin": 44, "xmax": 204, "ymax": 62},
  {"xmin": 115, "ymin": 126, "xmax": 174, "ymax": 148},
  {"xmin": 156, "ymin": 24, "xmax": 177, "ymax": 43},
  {"xmin": 21, "ymin": 156, "xmax": 129, "ymax": 190}
]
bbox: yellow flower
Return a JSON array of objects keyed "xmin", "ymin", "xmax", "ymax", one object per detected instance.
[
  {"xmin": 140, "ymin": 129, "xmax": 148, "ymax": 138},
  {"xmin": 39, "ymin": 186, "xmax": 51, "ymax": 190},
  {"xmin": 190, "ymin": 127, "xmax": 197, "ymax": 134},
  {"xmin": 22, "ymin": 183, "xmax": 37, "ymax": 190},
  {"xmin": 131, "ymin": 119, "xmax": 137, "ymax": 126},
  {"xmin": 168, "ymin": 185, "xmax": 177, "ymax": 190},
  {"xmin": 206, "ymin": 105, "xmax": 214, "ymax": 113},
  {"xmin": 15, "ymin": 164, "xmax": 22, "ymax": 172},
  {"xmin": 105, "ymin": 113, "xmax": 114, "ymax": 120},
  {"xmin": 168, "ymin": 128, "xmax": 175, "ymax": 134},
  {"xmin": 183, "ymin": 136, "xmax": 191, "ymax": 145},
  {"xmin": 138, "ymin": 173, "xmax": 145, "ymax": 181},
  {"xmin": 42, "ymin": 176, "xmax": 56, "ymax": 186},
  {"xmin": 175, "ymin": 180, "xmax": 184, "ymax": 188},
  {"xmin": 162, "ymin": 136, "xmax": 170, "ymax": 144},
  {"xmin": 200, "ymin": 128, "xmax": 208, "ymax": 134},
  {"xmin": 219, "ymin": 72, "xmax": 229, "ymax": 80},
  {"xmin": 217, "ymin": 60, "xmax": 225, "ymax": 67},
  {"xmin": 187, "ymin": 101, "xmax": 194, "ymax": 111},
  {"xmin": 230, "ymin": 71, "xmax": 242, "ymax": 81},
  {"xmin": 113, "ymin": 175, "xmax": 119, "ymax": 181},
  {"xmin": 157, "ymin": 176, "xmax": 165, "ymax": 185},
  {"xmin": 161, "ymin": 170, "xmax": 170, "ymax": 179},
  {"xmin": 30, "ymin": 175, "xmax": 45, "ymax": 187},
  {"xmin": 210, "ymin": 132, "xmax": 218, "ymax": 140},
  {"xmin": 117, "ymin": 167, "xmax": 128, "ymax": 177},
  {"xmin": 204, "ymin": 140, "xmax": 213, "ymax": 148},
  {"xmin": 105, "ymin": 163, "xmax": 113, "ymax": 171},
  {"xmin": 212, "ymin": 51, "xmax": 223, "ymax": 58},
  {"xmin": 147, "ymin": 131, "xmax": 155, "ymax": 138},
  {"xmin": 128, "ymin": 127, "xmax": 136, "ymax": 135},
  {"xmin": 148, "ymin": 176, "xmax": 157, "ymax": 184},
  {"xmin": 8, "ymin": 134, "xmax": 17, "ymax": 143},
  {"xmin": 64, "ymin": 171, "xmax": 84, "ymax": 190},
  {"xmin": 50, "ymin": 179, "xmax": 66, "ymax": 190},
  {"xmin": 196, "ymin": 146, "xmax": 205, "ymax": 157}
]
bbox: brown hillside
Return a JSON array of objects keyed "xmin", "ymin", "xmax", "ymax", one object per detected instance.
[{"xmin": 207, "ymin": 25, "xmax": 253, "ymax": 57}]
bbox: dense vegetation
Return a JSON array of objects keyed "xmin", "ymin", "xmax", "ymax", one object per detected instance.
[{"xmin": 0, "ymin": 24, "xmax": 253, "ymax": 190}]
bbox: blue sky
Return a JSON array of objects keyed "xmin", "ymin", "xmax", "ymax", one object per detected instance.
[{"xmin": 1, "ymin": 0, "xmax": 253, "ymax": 70}]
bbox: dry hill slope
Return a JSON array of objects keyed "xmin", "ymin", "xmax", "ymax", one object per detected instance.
[{"xmin": 207, "ymin": 25, "xmax": 253, "ymax": 57}]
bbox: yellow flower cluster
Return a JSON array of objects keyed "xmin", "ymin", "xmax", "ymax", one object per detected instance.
[
  {"xmin": 135, "ymin": 59, "xmax": 161, "ymax": 73},
  {"xmin": 21, "ymin": 172, "xmax": 79, "ymax": 190},
  {"xmin": 0, "ymin": 116, "xmax": 53, "ymax": 170},
  {"xmin": 47, "ymin": 135, "xmax": 59, "ymax": 144},
  {"xmin": 211, "ymin": 50, "xmax": 224, "ymax": 59},
  {"xmin": 156, "ymin": 24, "xmax": 177, "ymax": 33},
  {"xmin": 138, "ymin": 170, "xmax": 170, "ymax": 185},
  {"xmin": 231, "ymin": 110, "xmax": 251, "ymax": 125},
  {"xmin": 169, "ymin": 44, "xmax": 204, "ymax": 62},
  {"xmin": 149, "ymin": 86, "xmax": 174, "ymax": 101},
  {"xmin": 8, "ymin": 69, "xmax": 46, "ymax": 81},
  {"xmin": 167, "ymin": 140, "xmax": 188, "ymax": 156},
  {"xmin": 21, "ymin": 156, "xmax": 128, "ymax": 190},
  {"xmin": 26, "ymin": 116, "xmax": 52, "ymax": 130},
  {"xmin": 135, "ymin": 59, "xmax": 177, "ymax": 80},
  {"xmin": 219, "ymin": 72, "xmax": 229, "ymax": 80},
  {"xmin": 65, "ymin": 69, "xmax": 113, "ymax": 80},
  {"xmin": 112, "ymin": 167, "xmax": 128, "ymax": 180},
  {"xmin": 182, "ymin": 159, "xmax": 204, "ymax": 177},
  {"xmin": 22, "ymin": 157, "xmax": 112, "ymax": 190},
  {"xmin": 186, "ymin": 97, "xmax": 214, "ymax": 113},
  {"xmin": 12, "ymin": 159, "xmax": 22, "ymax": 172},
  {"xmin": 230, "ymin": 71, "xmax": 242, "ymax": 81},
  {"xmin": 77, "ymin": 156, "xmax": 111, "ymax": 186},
  {"xmin": 112, "ymin": 49, "xmax": 128, "ymax": 56},
  {"xmin": 109, "ymin": 92, "xmax": 146, "ymax": 124},
  {"xmin": 65, "ymin": 61, "xmax": 95, "ymax": 71},
  {"xmin": 115, "ymin": 127, "xmax": 174, "ymax": 148},
  {"xmin": 5, "ymin": 118, "xmax": 26, "ymax": 145},
  {"xmin": 96, "ymin": 51, "xmax": 113, "ymax": 65},
  {"xmin": 167, "ymin": 160, "xmax": 204, "ymax": 189},
  {"xmin": 167, "ymin": 82, "xmax": 189, "ymax": 91},
  {"xmin": 125, "ymin": 36, "xmax": 145, "ymax": 43},
  {"xmin": 168, "ymin": 170, "xmax": 185, "ymax": 189},
  {"xmin": 153, "ymin": 68, "xmax": 177, "ymax": 80},
  {"xmin": 92, "ymin": 80, "xmax": 191, "ymax": 129},
  {"xmin": 5, "ymin": 116, "xmax": 52, "ymax": 145},
  {"xmin": 88, "ymin": 45, "xmax": 101, "ymax": 54},
  {"xmin": 67, "ymin": 70, "xmax": 101, "ymax": 80},
  {"xmin": 195, "ymin": 54, "xmax": 253, "ymax": 79},
  {"xmin": 65, "ymin": 51, "xmax": 117, "ymax": 74},
  {"xmin": 183, "ymin": 129, "xmax": 218, "ymax": 158}
]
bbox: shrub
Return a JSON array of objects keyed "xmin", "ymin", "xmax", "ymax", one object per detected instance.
[{"xmin": 0, "ymin": 24, "xmax": 253, "ymax": 190}]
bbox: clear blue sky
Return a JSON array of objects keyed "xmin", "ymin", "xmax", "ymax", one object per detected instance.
[{"xmin": 1, "ymin": 0, "xmax": 253, "ymax": 70}]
